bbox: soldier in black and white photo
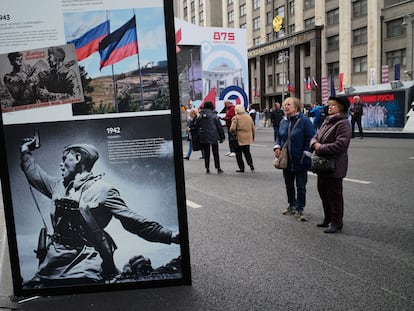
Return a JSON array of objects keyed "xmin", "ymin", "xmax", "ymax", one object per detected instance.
[
  {"xmin": 3, "ymin": 52, "xmax": 39, "ymax": 106},
  {"xmin": 37, "ymin": 47, "xmax": 81, "ymax": 102},
  {"xmin": 19, "ymin": 137, "xmax": 180, "ymax": 287}
]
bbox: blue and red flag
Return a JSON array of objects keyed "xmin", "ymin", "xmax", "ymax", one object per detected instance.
[
  {"xmin": 68, "ymin": 20, "xmax": 110, "ymax": 61},
  {"xmin": 99, "ymin": 16, "xmax": 138, "ymax": 70}
]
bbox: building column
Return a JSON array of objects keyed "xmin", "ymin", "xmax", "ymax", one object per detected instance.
[
  {"xmin": 367, "ymin": 0, "xmax": 381, "ymax": 85},
  {"xmin": 339, "ymin": 0, "xmax": 352, "ymax": 88}
]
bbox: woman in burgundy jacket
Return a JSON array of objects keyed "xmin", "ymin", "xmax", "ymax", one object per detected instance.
[{"xmin": 310, "ymin": 96, "xmax": 352, "ymax": 233}]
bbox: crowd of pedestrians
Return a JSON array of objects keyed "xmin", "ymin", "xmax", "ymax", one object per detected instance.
[{"xmin": 182, "ymin": 96, "xmax": 353, "ymax": 233}]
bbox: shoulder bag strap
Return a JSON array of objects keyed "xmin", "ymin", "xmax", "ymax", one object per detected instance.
[{"xmin": 285, "ymin": 118, "xmax": 301, "ymax": 145}]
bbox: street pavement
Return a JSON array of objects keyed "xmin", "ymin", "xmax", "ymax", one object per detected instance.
[{"xmin": 1, "ymin": 126, "xmax": 414, "ymax": 310}]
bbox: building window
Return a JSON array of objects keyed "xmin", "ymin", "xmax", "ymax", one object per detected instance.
[
  {"xmin": 353, "ymin": 27, "xmax": 367, "ymax": 45},
  {"xmin": 199, "ymin": 0, "xmax": 204, "ymax": 4},
  {"xmin": 184, "ymin": 6, "xmax": 188, "ymax": 17},
  {"xmin": 240, "ymin": 4, "xmax": 246, "ymax": 17},
  {"xmin": 253, "ymin": 0, "xmax": 260, "ymax": 10},
  {"xmin": 199, "ymin": 11, "xmax": 204, "ymax": 22},
  {"xmin": 228, "ymin": 0, "xmax": 233, "ymax": 4},
  {"xmin": 386, "ymin": 18, "xmax": 405, "ymax": 38},
  {"xmin": 289, "ymin": 1, "xmax": 295, "ymax": 16},
  {"xmin": 191, "ymin": 1, "xmax": 195, "ymax": 12},
  {"xmin": 353, "ymin": 56, "xmax": 368, "ymax": 73},
  {"xmin": 304, "ymin": 17, "xmax": 315, "ymax": 29},
  {"xmin": 228, "ymin": 11, "xmax": 234, "ymax": 23},
  {"xmin": 327, "ymin": 35, "xmax": 339, "ymax": 50},
  {"xmin": 386, "ymin": 49, "xmax": 407, "ymax": 67},
  {"xmin": 240, "ymin": 23, "xmax": 247, "ymax": 29},
  {"xmin": 191, "ymin": 16, "xmax": 196, "ymax": 24},
  {"xmin": 253, "ymin": 37, "xmax": 261, "ymax": 46},
  {"xmin": 275, "ymin": 6, "xmax": 285, "ymax": 18},
  {"xmin": 304, "ymin": 0, "xmax": 315, "ymax": 9},
  {"xmin": 268, "ymin": 74, "xmax": 273, "ymax": 87},
  {"xmin": 266, "ymin": 33, "xmax": 273, "ymax": 42},
  {"xmin": 267, "ymin": 12, "xmax": 273, "ymax": 25},
  {"xmin": 304, "ymin": 42, "xmax": 311, "ymax": 57},
  {"xmin": 327, "ymin": 62, "xmax": 340, "ymax": 76},
  {"xmin": 305, "ymin": 67, "xmax": 311, "ymax": 80},
  {"xmin": 277, "ymin": 72, "xmax": 286, "ymax": 86},
  {"xmin": 327, "ymin": 9, "xmax": 339, "ymax": 25},
  {"xmin": 353, "ymin": 0, "xmax": 367, "ymax": 17},
  {"xmin": 253, "ymin": 17, "xmax": 260, "ymax": 30}
]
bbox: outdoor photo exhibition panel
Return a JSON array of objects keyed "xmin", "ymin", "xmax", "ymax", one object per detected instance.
[{"xmin": 0, "ymin": 0, "xmax": 191, "ymax": 296}]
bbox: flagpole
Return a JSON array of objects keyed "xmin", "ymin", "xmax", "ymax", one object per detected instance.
[
  {"xmin": 132, "ymin": 11, "xmax": 144, "ymax": 111},
  {"xmin": 105, "ymin": 10, "xmax": 118, "ymax": 113},
  {"xmin": 112, "ymin": 65, "xmax": 118, "ymax": 112}
]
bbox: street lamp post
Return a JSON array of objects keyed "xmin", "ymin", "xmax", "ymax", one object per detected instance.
[{"xmin": 278, "ymin": 51, "xmax": 289, "ymax": 103}]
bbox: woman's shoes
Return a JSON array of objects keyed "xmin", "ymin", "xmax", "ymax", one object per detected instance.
[
  {"xmin": 316, "ymin": 220, "xmax": 330, "ymax": 228},
  {"xmin": 206, "ymin": 168, "xmax": 210, "ymax": 174},
  {"xmin": 324, "ymin": 225, "xmax": 343, "ymax": 233},
  {"xmin": 217, "ymin": 168, "xmax": 223, "ymax": 174},
  {"xmin": 183, "ymin": 156, "xmax": 190, "ymax": 160},
  {"xmin": 250, "ymin": 165, "xmax": 255, "ymax": 171},
  {"xmin": 236, "ymin": 169, "xmax": 244, "ymax": 173}
]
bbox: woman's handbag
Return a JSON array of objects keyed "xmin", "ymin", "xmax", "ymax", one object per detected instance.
[
  {"xmin": 273, "ymin": 118, "xmax": 301, "ymax": 169},
  {"xmin": 311, "ymin": 153, "xmax": 335, "ymax": 173},
  {"xmin": 273, "ymin": 146, "xmax": 288, "ymax": 169},
  {"xmin": 310, "ymin": 122, "xmax": 338, "ymax": 173}
]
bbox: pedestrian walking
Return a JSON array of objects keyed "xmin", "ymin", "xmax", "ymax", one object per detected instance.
[
  {"xmin": 196, "ymin": 101, "xmax": 225, "ymax": 174},
  {"xmin": 230, "ymin": 104, "xmax": 255, "ymax": 173}
]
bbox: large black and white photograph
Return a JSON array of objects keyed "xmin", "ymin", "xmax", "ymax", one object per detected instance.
[
  {"xmin": 0, "ymin": 44, "xmax": 84, "ymax": 113},
  {"xmin": 2, "ymin": 115, "xmax": 183, "ymax": 291}
]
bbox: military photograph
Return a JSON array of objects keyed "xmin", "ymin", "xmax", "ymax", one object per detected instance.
[
  {"xmin": 2, "ymin": 114, "xmax": 184, "ymax": 292},
  {"xmin": 0, "ymin": 44, "xmax": 84, "ymax": 113}
]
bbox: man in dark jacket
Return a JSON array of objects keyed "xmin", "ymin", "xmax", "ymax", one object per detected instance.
[
  {"xmin": 270, "ymin": 101, "xmax": 284, "ymax": 142},
  {"xmin": 350, "ymin": 95, "xmax": 364, "ymax": 139},
  {"xmin": 197, "ymin": 101, "xmax": 225, "ymax": 174}
]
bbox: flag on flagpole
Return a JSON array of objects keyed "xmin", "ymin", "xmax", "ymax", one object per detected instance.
[
  {"xmin": 321, "ymin": 76, "xmax": 328, "ymax": 103},
  {"xmin": 394, "ymin": 64, "xmax": 400, "ymax": 80},
  {"xmin": 253, "ymin": 86, "xmax": 259, "ymax": 97},
  {"xmin": 382, "ymin": 65, "xmax": 389, "ymax": 83},
  {"xmin": 68, "ymin": 20, "xmax": 110, "ymax": 61},
  {"xmin": 99, "ymin": 16, "xmax": 138, "ymax": 70},
  {"xmin": 312, "ymin": 77, "xmax": 318, "ymax": 89},
  {"xmin": 330, "ymin": 74, "xmax": 336, "ymax": 96},
  {"xmin": 175, "ymin": 28, "xmax": 182, "ymax": 53},
  {"xmin": 201, "ymin": 87, "xmax": 216, "ymax": 108},
  {"xmin": 339, "ymin": 73, "xmax": 344, "ymax": 92}
]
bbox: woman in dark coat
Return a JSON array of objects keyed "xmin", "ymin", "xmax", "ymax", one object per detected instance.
[
  {"xmin": 310, "ymin": 96, "xmax": 352, "ymax": 233},
  {"xmin": 197, "ymin": 101, "xmax": 225, "ymax": 174}
]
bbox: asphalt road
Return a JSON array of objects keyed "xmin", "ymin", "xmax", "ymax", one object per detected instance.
[{"xmin": 4, "ymin": 127, "xmax": 414, "ymax": 310}]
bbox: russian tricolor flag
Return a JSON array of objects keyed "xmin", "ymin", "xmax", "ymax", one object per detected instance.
[
  {"xmin": 98, "ymin": 16, "xmax": 138, "ymax": 70},
  {"xmin": 68, "ymin": 20, "xmax": 110, "ymax": 61}
]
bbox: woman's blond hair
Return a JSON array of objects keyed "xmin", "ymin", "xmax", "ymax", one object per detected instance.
[{"xmin": 235, "ymin": 104, "xmax": 246, "ymax": 114}]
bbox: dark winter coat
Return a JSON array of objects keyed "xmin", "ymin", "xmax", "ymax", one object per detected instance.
[
  {"xmin": 197, "ymin": 109, "xmax": 225, "ymax": 144},
  {"xmin": 310, "ymin": 113, "xmax": 352, "ymax": 178},
  {"xmin": 275, "ymin": 113, "xmax": 315, "ymax": 172}
]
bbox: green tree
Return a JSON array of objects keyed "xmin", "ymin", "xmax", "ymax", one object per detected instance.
[{"xmin": 151, "ymin": 87, "xmax": 170, "ymax": 110}]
